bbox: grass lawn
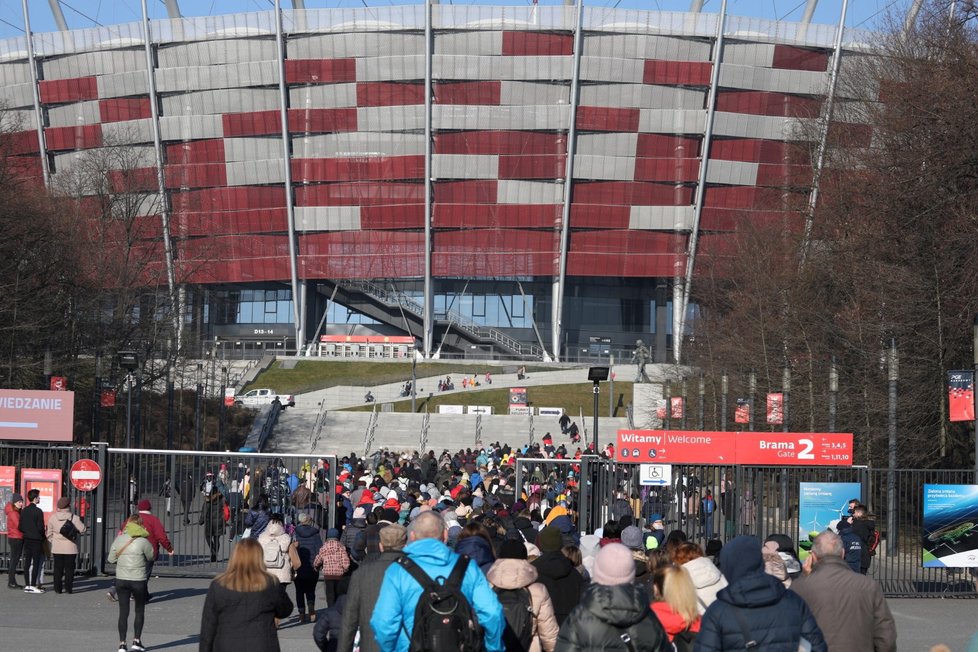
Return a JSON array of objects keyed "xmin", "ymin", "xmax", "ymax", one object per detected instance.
[
  {"xmin": 245, "ymin": 360, "xmax": 565, "ymax": 395},
  {"xmin": 345, "ymin": 381, "xmax": 634, "ymax": 418}
]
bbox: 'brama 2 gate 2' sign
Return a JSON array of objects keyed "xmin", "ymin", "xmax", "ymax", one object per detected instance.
[{"xmin": 616, "ymin": 430, "xmax": 853, "ymax": 466}]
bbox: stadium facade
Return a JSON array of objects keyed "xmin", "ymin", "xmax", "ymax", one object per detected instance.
[{"xmin": 0, "ymin": 2, "xmax": 873, "ymax": 362}]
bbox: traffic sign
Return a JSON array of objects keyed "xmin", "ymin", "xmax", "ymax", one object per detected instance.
[
  {"xmin": 69, "ymin": 459, "xmax": 102, "ymax": 491},
  {"xmin": 639, "ymin": 463, "xmax": 673, "ymax": 486}
]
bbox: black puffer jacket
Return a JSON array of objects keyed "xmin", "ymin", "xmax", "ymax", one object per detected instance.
[
  {"xmin": 555, "ymin": 583, "xmax": 671, "ymax": 652},
  {"xmin": 694, "ymin": 572, "xmax": 826, "ymax": 652},
  {"xmin": 533, "ymin": 550, "xmax": 586, "ymax": 625}
]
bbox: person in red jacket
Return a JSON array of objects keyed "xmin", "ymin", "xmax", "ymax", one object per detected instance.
[
  {"xmin": 4, "ymin": 493, "xmax": 24, "ymax": 589},
  {"xmin": 108, "ymin": 499, "xmax": 173, "ymax": 602}
]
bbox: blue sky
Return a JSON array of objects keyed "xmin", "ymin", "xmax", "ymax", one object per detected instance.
[{"xmin": 0, "ymin": 0, "xmax": 913, "ymax": 41}]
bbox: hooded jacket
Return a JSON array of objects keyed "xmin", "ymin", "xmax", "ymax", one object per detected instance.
[
  {"xmin": 486, "ymin": 557, "xmax": 559, "ymax": 652},
  {"xmin": 532, "ymin": 550, "xmax": 586, "ymax": 626},
  {"xmin": 555, "ymin": 583, "xmax": 671, "ymax": 652},
  {"xmin": 45, "ymin": 507, "xmax": 87, "ymax": 555},
  {"xmin": 3, "ymin": 502, "xmax": 21, "ymax": 539},
  {"xmin": 244, "ymin": 508, "xmax": 270, "ymax": 539},
  {"xmin": 336, "ymin": 550, "xmax": 404, "ymax": 652},
  {"xmin": 696, "ymin": 536, "xmax": 826, "ymax": 652},
  {"xmin": 683, "ymin": 556, "xmax": 728, "ymax": 614},
  {"xmin": 258, "ymin": 522, "xmax": 294, "ymax": 584},
  {"xmin": 293, "ymin": 523, "xmax": 323, "ymax": 581},
  {"xmin": 455, "ymin": 535, "xmax": 496, "ymax": 574},
  {"xmin": 370, "ymin": 537, "xmax": 505, "ymax": 652},
  {"xmin": 107, "ymin": 522, "xmax": 154, "ymax": 581}
]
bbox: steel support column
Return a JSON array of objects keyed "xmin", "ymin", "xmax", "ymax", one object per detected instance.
[
  {"xmin": 21, "ymin": 0, "xmax": 51, "ymax": 187},
  {"xmin": 423, "ymin": 0, "xmax": 435, "ymax": 358}
]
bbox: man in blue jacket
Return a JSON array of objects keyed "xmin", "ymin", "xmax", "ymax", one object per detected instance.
[{"xmin": 370, "ymin": 511, "xmax": 504, "ymax": 652}]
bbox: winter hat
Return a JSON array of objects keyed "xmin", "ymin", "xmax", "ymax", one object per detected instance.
[
  {"xmin": 297, "ymin": 512, "xmax": 313, "ymax": 525},
  {"xmin": 456, "ymin": 504, "xmax": 473, "ymax": 518},
  {"xmin": 358, "ymin": 493, "xmax": 375, "ymax": 506},
  {"xmin": 649, "ymin": 513, "xmax": 663, "ymax": 524},
  {"xmin": 537, "ymin": 525, "xmax": 562, "ymax": 552},
  {"xmin": 720, "ymin": 535, "xmax": 765, "ymax": 583},
  {"xmin": 326, "ymin": 528, "xmax": 340, "ymax": 540},
  {"xmin": 382, "ymin": 508, "xmax": 400, "ymax": 523},
  {"xmin": 705, "ymin": 538, "xmax": 724, "ymax": 558},
  {"xmin": 137, "ymin": 499, "xmax": 152, "ymax": 511},
  {"xmin": 352, "ymin": 506, "xmax": 367, "ymax": 520},
  {"xmin": 57, "ymin": 497, "xmax": 71, "ymax": 509},
  {"xmin": 11, "ymin": 493, "xmax": 24, "ymax": 504},
  {"xmin": 621, "ymin": 525, "xmax": 643, "ymax": 550},
  {"xmin": 592, "ymin": 543, "xmax": 636, "ymax": 586},
  {"xmin": 499, "ymin": 538, "xmax": 528, "ymax": 560},
  {"xmin": 384, "ymin": 497, "xmax": 401, "ymax": 510}
]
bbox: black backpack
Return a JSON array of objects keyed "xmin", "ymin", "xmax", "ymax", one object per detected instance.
[
  {"xmin": 397, "ymin": 554, "xmax": 486, "ymax": 652},
  {"xmin": 493, "ymin": 586, "xmax": 534, "ymax": 652},
  {"xmin": 672, "ymin": 626, "xmax": 697, "ymax": 652},
  {"xmin": 59, "ymin": 517, "xmax": 80, "ymax": 542}
]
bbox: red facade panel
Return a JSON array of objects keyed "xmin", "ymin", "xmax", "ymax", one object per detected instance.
[
  {"xmin": 433, "ymin": 180, "xmax": 497, "ymax": 203},
  {"xmin": 44, "ymin": 124, "xmax": 102, "ymax": 150},
  {"xmin": 357, "ymin": 82, "xmax": 425, "ymax": 107},
  {"xmin": 498, "ymin": 154, "xmax": 566, "ymax": 179},
  {"xmin": 301, "ymin": 231, "xmax": 425, "ymax": 279},
  {"xmin": 164, "ymin": 163, "xmax": 228, "ymax": 189},
  {"xmin": 8, "ymin": 155, "xmax": 44, "ymax": 181},
  {"xmin": 435, "ymin": 131, "xmax": 565, "ymax": 155},
  {"xmin": 710, "ymin": 138, "xmax": 811, "ymax": 165},
  {"xmin": 569, "ymin": 204, "xmax": 631, "ymax": 228},
  {"xmin": 166, "ymin": 139, "xmax": 226, "ymax": 164},
  {"xmin": 633, "ymin": 157, "xmax": 700, "ymax": 183},
  {"xmin": 287, "ymin": 108, "xmax": 359, "ymax": 134},
  {"xmin": 716, "ymin": 91, "xmax": 821, "ymax": 117},
  {"xmin": 568, "ymin": 231, "xmax": 686, "ymax": 277},
  {"xmin": 222, "ymin": 111, "xmax": 281, "ymax": 137},
  {"xmin": 4, "ymin": 130, "xmax": 41, "ymax": 155},
  {"xmin": 107, "ymin": 167, "xmax": 157, "ymax": 193},
  {"xmin": 171, "ymin": 208, "xmax": 288, "ymax": 236},
  {"xmin": 433, "ymin": 204, "xmax": 561, "ymax": 228},
  {"xmin": 635, "ymin": 134, "xmax": 699, "ymax": 158},
  {"xmin": 170, "ymin": 186, "xmax": 286, "ymax": 212},
  {"xmin": 295, "ymin": 182, "xmax": 424, "ymax": 206},
  {"xmin": 284, "ymin": 58, "xmax": 357, "ymax": 84},
  {"xmin": 39, "ymin": 76, "xmax": 98, "ymax": 104},
  {"xmin": 433, "ymin": 81, "xmax": 501, "ymax": 105},
  {"xmin": 501, "ymin": 31, "xmax": 574, "ymax": 56},
  {"xmin": 292, "ymin": 156, "xmax": 424, "ymax": 182},
  {"xmin": 643, "ymin": 60, "xmax": 712, "ymax": 86},
  {"xmin": 772, "ymin": 45, "xmax": 829, "ymax": 72},
  {"xmin": 573, "ymin": 181, "xmax": 692, "ymax": 206},
  {"xmin": 433, "ymin": 230, "xmax": 557, "ymax": 277},
  {"xmin": 99, "ymin": 98, "xmax": 152, "ymax": 123},
  {"xmin": 755, "ymin": 163, "xmax": 812, "ymax": 187},
  {"xmin": 576, "ymin": 106, "xmax": 640, "ymax": 132},
  {"xmin": 702, "ymin": 186, "xmax": 788, "ymax": 209},
  {"xmin": 359, "ymin": 205, "xmax": 425, "ymax": 229}
]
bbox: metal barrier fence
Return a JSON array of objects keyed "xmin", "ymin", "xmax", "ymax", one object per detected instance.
[{"xmin": 1, "ymin": 443, "xmax": 336, "ymax": 578}]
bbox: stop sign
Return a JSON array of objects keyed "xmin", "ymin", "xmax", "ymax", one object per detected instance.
[{"xmin": 70, "ymin": 459, "xmax": 102, "ymax": 492}]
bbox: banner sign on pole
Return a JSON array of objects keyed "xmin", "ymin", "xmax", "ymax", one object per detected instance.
[
  {"xmin": 50, "ymin": 376, "xmax": 67, "ymax": 391},
  {"xmin": 616, "ymin": 430, "xmax": 853, "ymax": 466},
  {"xmin": 224, "ymin": 387, "xmax": 235, "ymax": 407},
  {"xmin": 735, "ymin": 398, "xmax": 750, "ymax": 424},
  {"xmin": 508, "ymin": 388, "xmax": 528, "ymax": 415},
  {"xmin": 798, "ymin": 482, "xmax": 861, "ymax": 559},
  {"xmin": 766, "ymin": 393, "xmax": 784, "ymax": 425},
  {"xmin": 100, "ymin": 389, "xmax": 116, "ymax": 407},
  {"xmin": 948, "ymin": 371, "xmax": 975, "ymax": 422},
  {"xmin": 0, "ymin": 466, "xmax": 15, "ymax": 535},
  {"xmin": 0, "ymin": 390, "xmax": 75, "ymax": 442},
  {"xmin": 670, "ymin": 397, "xmax": 684, "ymax": 420},
  {"xmin": 923, "ymin": 484, "xmax": 978, "ymax": 568},
  {"xmin": 20, "ymin": 468, "xmax": 63, "ymax": 525}
]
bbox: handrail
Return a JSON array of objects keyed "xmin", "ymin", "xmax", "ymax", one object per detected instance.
[
  {"xmin": 475, "ymin": 413, "xmax": 482, "ymax": 447},
  {"xmin": 419, "ymin": 410, "xmax": 430, "ymax": 453},
  {"xmin": 363, "ymin": 405, "xmax": 378, "ymax": 457},
  {"xmin": 309, "ymin": 397, "xmax": 329, "ymax": 453}
]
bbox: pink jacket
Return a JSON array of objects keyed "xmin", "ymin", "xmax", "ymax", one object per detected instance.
[{"xmin": 486, "ymin": 557, "xmax": 559, "ymax": 652}]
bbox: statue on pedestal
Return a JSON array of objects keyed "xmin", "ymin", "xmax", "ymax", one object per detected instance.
[{"xmin": 631, "ymin": 339, "xmax": 651, "ymax": 383}]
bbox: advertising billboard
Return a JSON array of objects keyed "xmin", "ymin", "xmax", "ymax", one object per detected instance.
[
  {"xmin": 923, "ymin": 484, "xmax": 978, "ymax": 568},
  {"xmin": 0, "ymin": 389, "xmax": 75, "ymax": 442},
  {"xmin": 798, "ymin": 482, "xmax": 861, "ymax": 559}
]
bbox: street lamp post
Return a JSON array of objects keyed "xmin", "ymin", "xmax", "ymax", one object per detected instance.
[
  {"xmin": 887, "ymin": 339, "xmax": 898, "ymax": 555},
  {"xmin": 721, "ymin": 371, "xmax": 728, "ymax": 432},
  {"xmin": 219, "ymin": 366, "xmax": 228, "ymax": 450},
  {"xmin": 195, "ymin": 362, "xmax": 203, "ymax": 451},
  {"xmin": 748, "ymin": 370, "xmax": 756, "ymax": 431},
  {"xmin": 828, "ymin": 357, "xmax": 838, "ymax": 432},
  {"xmin": 588, "ymin": 367, "xmax": 609, "ymax": 454},
  {"xmin": 782, "ymin": 366, "xmax": 791, "ymax": 433},
  {"xmin": 698, "ymin": 374, "xmax": 705, "ymax": 431}
]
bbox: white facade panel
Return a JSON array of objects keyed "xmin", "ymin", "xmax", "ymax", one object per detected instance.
[
  {"xmin": 573, "ymin": 155, "xmax": 636, "ymax": 181},
  {"xmin": 432, "ymin": 154, "xmax": 498, "ymax": 179},
  {"xmin": 713, "ymin": 111, "xmax": 807, "ymax": 140},
  {"xmin": 357, "ymin": 105, "xmax": 426, "ymax": 131},
  {"xmin": 158, "ymin": 39, "xmax": 277, "ymax": 68},
  {"xmin": 497, "ymin": 180, "xmax": 564, "ymax": 204},
  {"xmin": 579, "ymin": 83, "xmax": 705, "ymax": 109},
  {"xmin": 722, "ymin": 42, "xmax": 776, "ymax": 68},
  {"xmin": 158, "ymin": 114, "xmax": 225, "ymax": 141},
  {"xmin": 433, "ymin": 55, "xmax": 572, "ymax": 81},
  {"xmin": 289, "ymin": 83, "xmax": 358, "ymax": 108},
  {"xmin": 499, "ymin": 81, "xmax": 569, "ymax": 105},
  {"xmin": 638, "ymin": 109, "xmax": 706, "ymax": 134},
  {"xmin": 101, "ymin": 118, "xmax": 154, "ymax": 145},
  {"xmin": 155, "ymin": 61, "xmax": 279, "ymax": 93},
  {"xmin": 288, "ymin": 33, "xmax": 424, "ymax": 59},
  {"xmin": 296, "ymin": 206, "xmax": 361, "ymax": 232},
  {"xmin": 577, "ymin": 133, "xmax": 638, "ymax": 157},
  {"xmin": 0, "ymin": 82, "xmax": 35, "ymax": 109},
  {"xmin": 47, "ymin": 100, "xmax": 101, "ymax": 127},
  {"xmin": 705, "ymin": 159, "xmax": 759, "ymax": 185},
  {"xmin": 53, "ymin": 146, "xmax": 155, "ymax": 174},
  {"xmin": 43, "ymin": 50, "xmax": 144, "ymax": 79},
  {"xmin": 226, "ymin": 159, "xmax": 286, "ymax": 186},
  {"xmin": 96, "ymin": 71, "xmax": 147, "ymax": 99},
  {"xmin": 161, "ymin": 89, "xmax": 280, "ymax": 116},
  {"xmin": 0, "ymin": 63, "xmax": 32, "ymax": 85},
  {"xmin": 583, "ymin": 34, "xmax": 711, "ymax": 61},
  {"xmin": 436, "ymin": 31, "xmax": 502, "ymax": 56},
  {"xmin": 628, "ymin": 205, "xmax": 695, "ymax": 230},
  {"xmin": 356, "ymin": 55, "xmax": 425, "ymax": 82},
  {"xmin": 293, "ymin": 132, "xmax": 426, "ymax": 158},
  {"xmin": 579, "ymin": 57, "xmax": 645, "ymax": 83},
  {"xmin": 433, "ymin": 105, "xmax": 569, "ymax": 130},
  {"xmin": 718, "ymin": 63, "xmax": 827, "ymax": 95},
  {"xmin": 224, "ymin": 137, "xmax": 282, "ymax": 162}
]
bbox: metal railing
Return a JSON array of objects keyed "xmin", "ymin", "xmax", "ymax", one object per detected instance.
[
  {"xmin": 475, "ymin": 413, "xmax": 483, "ymax": 447},
  {"xmin": 419, "ymin": 411, "xmax": 430, "ymax": 454},
  {"xmin": 363, "ymin": 406, "xmax": 379, "ymax": 457},
  {"xmin": 239, "ymin": 402, "xmax": 281, "ymax": 452},
  {"xmin": 309, "ymin": 398, "xmax": 329, "ymax": 453}
]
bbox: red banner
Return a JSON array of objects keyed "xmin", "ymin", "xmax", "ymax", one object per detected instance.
[
  {"xmin": 656, "ymin": 406, "xmax": 667, "ymax": 419},
  {"xmin": 767, "ymin": 393, "xmax": 784, "ymax": 425},
  {"xmin": 100, "ymin": 389, "xmax": 116, "ymax": 407},
  {"xmin": 21, "ymin": 468, "xmax": 62, "ymax": 525},
  {"xmin": 616, "ymin": 430, "xmax": 854, "ymax": 466},
  {"xmin": 948, "ymin": 370, "xmax": 974, "ymax": 422},
  {"xmin": 670, "ymin": 397, "xmax": 685, "ymax": 419},
  {"xmin": 735, "ymin": 398, "xmax": 750, "ymax": 424},
  {"xmin": 50, "ymin": 376, "xmax": 67, "ymax": 391},
  {"xmin": 0, "ymin": 465, "xmax": 15, "ymax": 535}
]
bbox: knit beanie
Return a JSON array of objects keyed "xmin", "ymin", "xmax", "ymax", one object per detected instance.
[
  {"xmin": 621, "ymin": 525, "xmax": 643, "ymax": 550},
  {"xmin": 499, "ymin": 538, "xmax": 528, "ymax": 560},
  {"xmin": 592, "ymin": 542, "xmax": 636, "ymax": 586},
  {"xmin": 57, "ymin": 497, "xmax": 71, "ymax": 509},
  {"xmin": 537, "ymin": 525, "xmax": 562, "ymax": 552},
  {"xmin": 11, "ymin": 493, "xmax": 23, "ymax": 504},
  {"xmin": 720, "ymin": 535, "xmax": 765, "ymax": 583},
  {"xmin": 137, "ymin": 499, "xmax": 152, "ymax": 511}
]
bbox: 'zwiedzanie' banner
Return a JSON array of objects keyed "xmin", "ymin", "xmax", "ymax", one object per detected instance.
[{"xmin": 616, "ymin": 430, "xmax": 853, "ymax": 466}]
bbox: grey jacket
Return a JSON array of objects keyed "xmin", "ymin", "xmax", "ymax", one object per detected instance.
[
  {"xmin": 333, "ymin": 550, "xmax": 403, "ymax": 652},
  {"xmin": 107, "ymin": 523, "xmax": 154, "ymax": 581}
]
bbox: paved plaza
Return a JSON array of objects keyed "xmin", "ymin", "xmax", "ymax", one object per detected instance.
[{"xmin": 0, "ymin": 574, "xmax": 974, "ymax": 651}]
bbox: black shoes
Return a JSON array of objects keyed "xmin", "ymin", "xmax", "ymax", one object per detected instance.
[{"xmin": 7, "ymin": 583, "xmax": 21, "ymax": 589}]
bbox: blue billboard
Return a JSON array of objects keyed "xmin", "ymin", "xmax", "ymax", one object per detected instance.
[{"xmin": 923, "ymin": 484, "xmax": 978, "ymax": 568}]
